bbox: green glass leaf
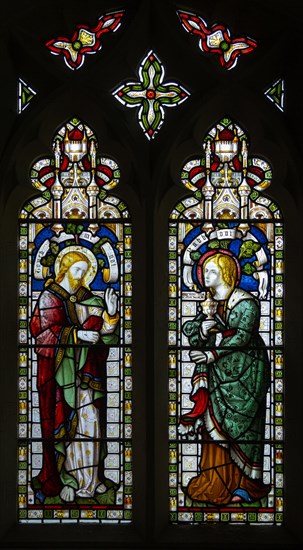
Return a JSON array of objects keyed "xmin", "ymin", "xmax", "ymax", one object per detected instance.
[
  {"xmin": 217, "ymin": 222, "xmax": 229, "ymax": 229},
  {"xmin": 66, "ymin": 223, "xmax": 77, "ymax": 235},
  {"xmin": 238, "ymin": 240, "xmax": 261, "ymax": 259},
  {"xmin": 92, "ymin": 237, "xmax": 111, "ymax": 255},
  {"xmin": 40, "ymin": 254, "xmax": 55, "ymax": 267},
  {"xmin": 50, "ymin": 242, "xmax": 59, "ymax": 255},
  {"xmin": 242, "ymin": 262, "xmax": 256, "ymax": 275},
  {"xmin": 219, "ymin": 240, "xmax": 230, "ymax": 250},
  {"xmin": 76, "ymin": 224, "xmax": 84, "ymax": 234},
  {"xmin": 190, "ymin": 250, "xmax": 202, "ymax": 261},
  {"xmin": 208, "ymin": 239, "xmax": 220, "ymax": 249}
]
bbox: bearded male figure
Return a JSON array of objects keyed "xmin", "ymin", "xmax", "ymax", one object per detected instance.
[{"xmin": 30, "ymin": 249, "xmax": 119, "ymax": 503}]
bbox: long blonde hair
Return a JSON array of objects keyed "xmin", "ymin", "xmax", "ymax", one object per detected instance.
[
  {"xmin": 56, "ymin": 251, "xmax": 90, "ymax": 283},
  {"xmin": 45, "ymin": 251, "xmax": 91, "ymax": 288},
  {"xmin": 203, "ymin": 253, "xmax": 237, "ymax": 290}
]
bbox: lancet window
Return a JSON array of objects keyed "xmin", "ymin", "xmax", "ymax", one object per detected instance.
[
  {"xmin": 18, "ymin": 118, "xmax": 133, "ymax": 523},
  {"xmin": 168, "ymin": 117, "xmax": 284, "ymax": 525}
]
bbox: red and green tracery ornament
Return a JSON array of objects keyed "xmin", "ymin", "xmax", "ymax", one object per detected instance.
[
  {"xmin": 46, "ymin": 11, "xmax": 124, "ymax": 70},
  {"xmin": 113, "ymin": 50, "xmax": 190, "ymax": 139},
  {"xmin": 178, "ymin": 11, "xmax": 257, "ymax": 70}
]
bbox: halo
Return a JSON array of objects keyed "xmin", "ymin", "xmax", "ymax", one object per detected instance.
[
  {"xmin": 54, "ymin": 245, "xmax": 98, "ymax": 287},
  {"xmin": 196, "ymin": 249, "xmax": 241, "ymax": 289}
]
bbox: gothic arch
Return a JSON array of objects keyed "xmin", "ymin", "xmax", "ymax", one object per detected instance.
[{"xmin": 0, "ymin": 0, "xmax": 303, "ymax": 548}]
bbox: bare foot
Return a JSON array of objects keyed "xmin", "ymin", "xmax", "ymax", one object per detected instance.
[
  {"xmin": 60, "ymin": 486, "xmax": 75, "ymax": 502},
  {"xmin": 96, "ymin": 483, "xmax": 107, "ymax": 494}
]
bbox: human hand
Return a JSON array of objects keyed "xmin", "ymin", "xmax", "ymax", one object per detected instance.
[
  {"xmin": 105, "ymin": 287, "xmax": 118, "ymax": 316},
  {"xmin": 77, "ymin": 330, "xmax": 100, "ymax": 344},
  {"xmin": 190, "ymin": 350, "xmax": 207, "ymax": 364},
  {"xmin": 200, "ymin": 319, "xmax": 216, "ymax": 338}
]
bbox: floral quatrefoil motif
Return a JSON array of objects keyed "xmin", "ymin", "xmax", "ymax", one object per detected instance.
[{"xmin": 113, "ymin": 50, "xmax": 190, "ymax": 139}]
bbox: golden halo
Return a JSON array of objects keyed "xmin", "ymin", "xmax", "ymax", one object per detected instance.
[{"xmin": 54, "ymin": 245, "xmax": 98, "ymax": 286}]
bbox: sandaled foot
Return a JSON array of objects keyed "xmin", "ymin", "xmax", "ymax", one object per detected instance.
[
  {"xmin": 230, "ymin": 495, "xmax": 244, "ymax": 503},
  {"xmin": 230, "ymin": 488, "xmax": 253, "ymax": 504}
]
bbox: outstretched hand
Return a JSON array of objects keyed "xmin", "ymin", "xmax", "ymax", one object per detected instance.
[{"xmin": 105, "ymin": 287, "xmax": 118, "ymax": 316}]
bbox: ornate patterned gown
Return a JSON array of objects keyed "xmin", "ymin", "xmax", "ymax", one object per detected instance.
[{"xmin": 182, "ymin": 288, "xmax": 271, "ymax": 504}]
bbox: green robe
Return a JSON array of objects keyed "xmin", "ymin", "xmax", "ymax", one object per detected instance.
[
  {"xmin": 183, "ymin": 288, "xmax": 270, "ymax": 479},
  {"xmin": 55, "ymin": 294, "xmax": 119, "ymax": 411}
]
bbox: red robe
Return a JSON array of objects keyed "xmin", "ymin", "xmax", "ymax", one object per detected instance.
[{"xmin": 30, "ymin": 282, "xmax": 110, "ymax": 497}]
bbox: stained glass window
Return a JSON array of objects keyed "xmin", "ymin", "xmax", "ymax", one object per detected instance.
[
  {"xmin": 168, "ymin": 118, "xmax": 284, "ymax": 526},
  {"xmin": 18, "ymin": 118, "xmax": 133, "ymax": 524},
  {"xmin": 1, "ymin": 2, "xmax": 301, "ymax": 547}
]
